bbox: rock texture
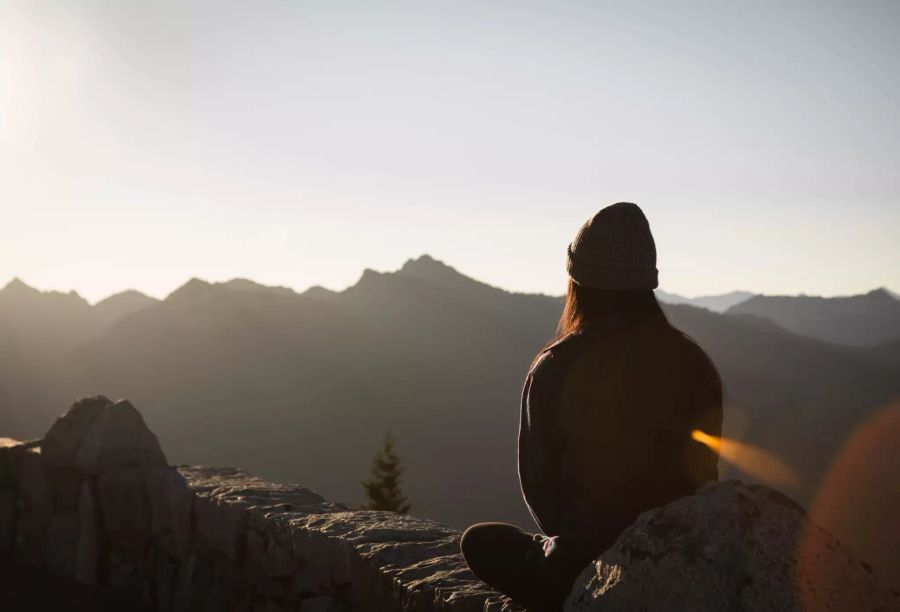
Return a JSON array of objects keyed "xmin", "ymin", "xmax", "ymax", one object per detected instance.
[
  {"xmin": 7, "ymin": 399, "xmax": 895, "ymax": 611},
  {"xmin": 42, "ymin": 396, "xmax": 111, "ymax": 468},
  {"xmin": 72, "ymin": 398, "xmax": 168, "ymax": 474},
  {"xmin": 565, "ymin": 481, "xmax": 900, "ymax": 612},
  {"xmin": 1, "ymin": 398, "xmax": 519, "ymax": 611}
]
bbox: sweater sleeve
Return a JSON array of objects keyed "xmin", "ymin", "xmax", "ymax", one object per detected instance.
[
  {"xmin": 518, "ymin": 351, "xmax": 573, "ymax": 538},
  {"xmin": 681, "ymin": 352, "xmax": 724, "ymax": 486}
]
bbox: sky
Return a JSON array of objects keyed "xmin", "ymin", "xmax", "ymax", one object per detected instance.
[{"xmin": 1, "ymin": 0, "xmax": 897, "ymax": 303}]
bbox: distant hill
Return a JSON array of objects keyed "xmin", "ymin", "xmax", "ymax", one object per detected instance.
[
  {"xmin": 222, "ymin": 278, "xmax": 298, "ymax": 296},
  {"xmin": 727, "ymin": 288, "xmax": 900, "ymax": 346},
  {"xmin": 863, "ymin": 338, "xmax": 900, "ymax": 369},
  {"xmin": 656, "ymin": 289, "xmax": 754, "ymax": 312},
  {"xmin": 1, "ymin": 258, "xmax": 897, "ymax": 573},
  {"xmin": 0, "ymin": 280, "xmax": 158, "ymax": 434},
  {"xmin": 0, "ymin": 278, "xmax": 95, "ymax": 352},
  {"xmin": 93, "ymin": 290, "xmax": 159, "ymax": 329},
  {"xmin": 0, "ymin": 280, "xmax": 158, "ymax": 344}
]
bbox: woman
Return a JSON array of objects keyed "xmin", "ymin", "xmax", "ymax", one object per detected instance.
[{"xmin": 460, "ymin": 202, "xmax": 723, "ymax": 611}]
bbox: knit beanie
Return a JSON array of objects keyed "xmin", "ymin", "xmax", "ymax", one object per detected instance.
[{"xmin": 566, "ymin": 202, "xmax": 659, "ymax": 290}]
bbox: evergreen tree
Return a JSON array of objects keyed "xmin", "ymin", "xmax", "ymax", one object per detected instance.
[{"xmin": 361, "ymin": 431, "xmax": 411, "ymax": 514}]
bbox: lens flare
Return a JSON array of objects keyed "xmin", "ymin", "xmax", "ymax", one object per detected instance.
[
  {"xmin": 801, "ymin": 401, "xmax": 900, "ymax": 595},
  {"xmin": 691, "ymin": 429, "xmax": 800, "ymax": 488}
]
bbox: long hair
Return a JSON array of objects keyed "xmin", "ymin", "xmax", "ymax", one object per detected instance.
[
  {"xmin": 554, "ymin": 279, "xmax": 670, "ymax": 339},
  {"xmin": 534, "ymin": 280, "xmax": 723, "ymax": 415},
  {"xmin": 531, "ymin": 280, "xmax": 671, "ymax": 367}
]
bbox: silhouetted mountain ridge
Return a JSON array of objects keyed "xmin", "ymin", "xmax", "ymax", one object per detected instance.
[
  {"xmin": 727, "ymin": 288, "xmax": 900, "ymax": 346},
  {"xmin": 93, "ymin": 290, "xmax": 159, "ymax": 328},
  {"xmin": 222, "ymin": 278, "xmax": 298, "ymax": 296},
  {"xmin": 1, "ymin": 258, "xmax": 897, "ymax": 580},
  {"xmin": 656, "ymin": 289, "xmax": 754, "ymax": 312}
]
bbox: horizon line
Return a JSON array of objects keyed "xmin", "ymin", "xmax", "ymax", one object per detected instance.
[{"xmin": 1, "ymin": 254, "xmax": 897, "ymax": 306}]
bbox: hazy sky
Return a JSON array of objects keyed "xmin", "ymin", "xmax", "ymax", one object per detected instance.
[{"xmin": 1, "ymin": 1, "xmax": 897, "ymax": 303}]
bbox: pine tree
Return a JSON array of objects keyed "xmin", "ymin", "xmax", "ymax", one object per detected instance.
[{"xmin": 360, "ymin": 430, "xmax": 411, "ymax": 514}]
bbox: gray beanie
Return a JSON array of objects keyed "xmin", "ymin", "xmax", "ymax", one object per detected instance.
[{"xmin": 566, "ymin": 202, "xmax": 659, "ymax": 290}]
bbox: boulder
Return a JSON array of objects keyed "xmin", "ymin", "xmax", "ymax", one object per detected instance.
[
  {"xmin": 75, "ymin": 481, "xmax": 100, "ymax": 585},
  {"xmin": 97, "ymin": 468, "xmax": 152, "ymax": 555},
  {"xmin": 73, "ymin": 399, "xmax": 168, "ymax": 474},
  {"xmin": 186, "ymin": 465, "xmax": 334, "ymax": 564},
  {"xmin": 0, "ymin": 437, "xmax": 20, "ymax": 487},
  {"xmin": 10, "ymin": 444, "xmax": 52, "ymax": 516},
  {"xmin": 41, "ymin": 395, "xmax": 110, "ymax": 468},
  {"xmin": 193, "ymin": 484, "xmax": 251, "ymax": 563},
  {"xmin": 565, "ymin": 480, "xmax": 900, "ymax": 612},
  {"xmin": 289, "ymin": 510, "xmax": 509, "ymax": 611},
  {"xmin": 107, "ymin": 545, "xmax": 151, "ymax": 591},
  {"xmin": 1, "ymin": 408, "xmax": 520, "ymax": 612},
  {"xmin": 245, "ymin": 511, "xmax": 294, "ymax": 584},
  {"xmin": 48, "ymin": 467, "xmax": 84, "ymax": 511},
  {"xmin": 172, "ymin": 553, "xmax": 197, "ymax": 612},
  {"xmin": 10, "ymin": 445, "xmax": 52, "ymax": 566},
  {"xmin": 145, "ymin": 467, "xmax": 195, "ymax": 559},
  {"xmin": 46, "ymin": 512, "xmax": 79, "ymax": 576},
  {"xmin": 298, "ymin": 596, "xmax": 351, "ymax": 612},
  {"xmin": 0, "ymin": 488, "xmax": 13, "ymax": 550}
]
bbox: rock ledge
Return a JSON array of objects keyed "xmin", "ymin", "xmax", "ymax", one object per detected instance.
[
  {"xmin": 565, "ymin": 480, "xmax": 899, "ymax": 612},
  {"xmin": 1, "ymin": 398, "xmax": 518, "ymax": 611}
]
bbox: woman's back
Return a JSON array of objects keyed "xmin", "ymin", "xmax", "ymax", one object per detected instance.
[
  {"xmin": 464, "ymin": 202, "xmax": 725, "ymax": 611},
  {"xmin": 519, "ymin": 315, "xmax": 723, "ymax": 551},
  {"xmin": 560, "ymin": 322, "xmax": 721, "ymax": 539}
]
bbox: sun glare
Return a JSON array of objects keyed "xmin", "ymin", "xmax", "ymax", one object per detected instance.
[{"xmin": 691, "ymin": 429, "xmax": 800, "ymax": 488}]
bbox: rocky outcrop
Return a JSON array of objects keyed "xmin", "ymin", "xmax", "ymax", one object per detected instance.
[
  {"xmin": 564, "ymin": 481, "xmax": 899, "ymax": 612},
  {"xmin": 6, "ymin": 398, "xmax": 896, "ymax": 611},
  {"xmin": 0, "ymin": 397, "xmax": 518, "ymax": 611}
]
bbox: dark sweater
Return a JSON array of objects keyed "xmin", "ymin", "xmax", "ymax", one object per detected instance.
[{"xmin": 517, "ymin": 325, "xmax": 722, "ymax": 552}]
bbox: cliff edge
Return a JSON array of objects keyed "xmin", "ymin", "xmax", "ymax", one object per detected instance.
[{"xmin": 2, "ymin": 398, "xmax": 896, "ymax": 612}]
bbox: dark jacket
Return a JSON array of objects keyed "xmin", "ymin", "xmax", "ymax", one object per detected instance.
[{"xmin": 517, "ymin": 325, "xmax": 722, "ymax": 552}]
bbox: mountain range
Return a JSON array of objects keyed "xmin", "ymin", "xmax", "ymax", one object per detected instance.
[
  {"xmin": 654, "ymin": 289, "xmax": 754, "ymax": 312},
  {"xmin": 1, "ymin": 256, "xmax": 898, "ymax": 579},
  {"xmin": 727, "ymin": 289, "xmax": 900, "ymax": 346}
]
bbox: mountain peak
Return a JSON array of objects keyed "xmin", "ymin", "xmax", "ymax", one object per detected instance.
[
  {"xmin": 94, "ymin": 289, "xmax": 157, "ymax": 311},
  {"xmin": 0, "ymin": 278, "xmax": 88, "ymax": 306},
  {"xmin": 91, "ymin": 290, "xmax": 157, "ymax": 328},
  {"xmin": 183, "ymin": 277, "xmax": 212, "ymax": 289},
  {"xmin": 359, "ymin": 268, "xmax": 383, "ymax": 281},
  {"xmin": 657, "ymin": 289, "xmax": 755, "ymax": 313},
  {"xmin": 221, "ymin": 278, "xmax": 296, "ymax": 296},
  {"xmin": 2, "ymin": 277, "xmax": 38, "ymax": 294},
  {"xmin": 351, "ymin": 257, "xmax": 480, "ymax": 296},
  {"xmin": 869, "ymin": 288, "xmax": 898, "ymax": 302},
  {"xmin": 302, "ymin": 285, "xmax": 337, "ymax": 300},
  {"xmin": 166, "ymin": 277, "xmax": 217, "ymax": 301},
  {"xmin": 399, "ymin": 254, "xmax": 462, "ymax": 280}
]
